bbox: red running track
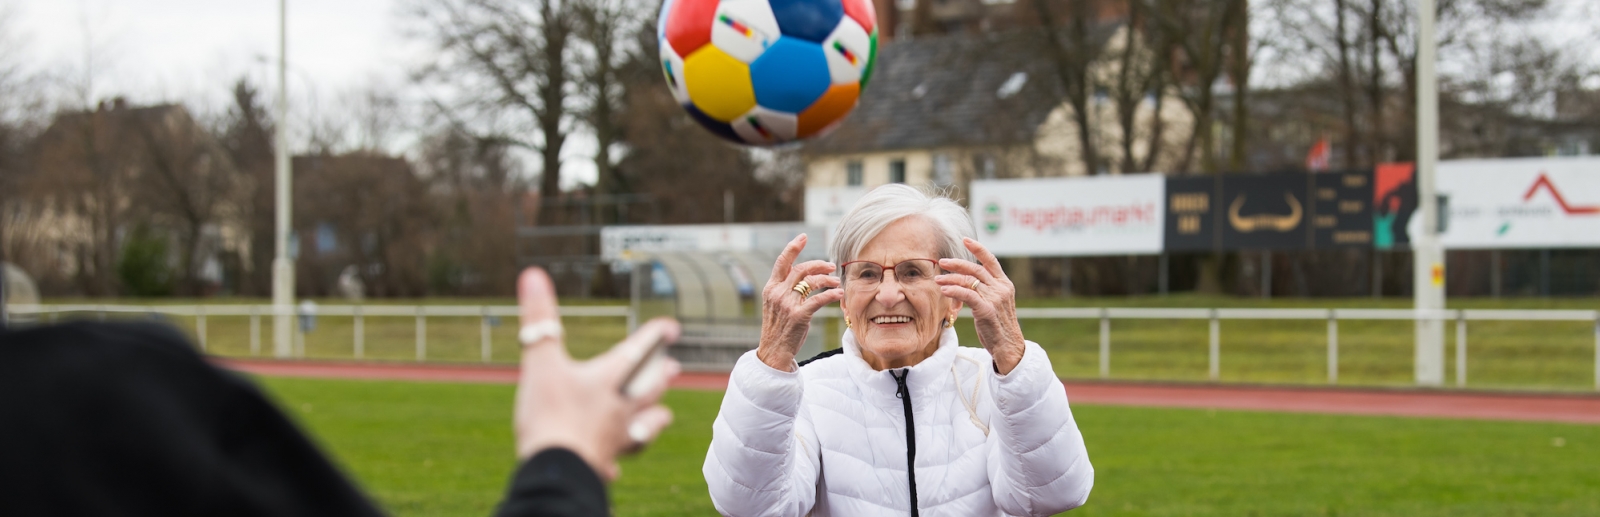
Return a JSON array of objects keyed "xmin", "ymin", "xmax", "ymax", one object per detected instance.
[{"xmin": 219, "ymin": 359, "xmax": 1600, "ymax": 426}]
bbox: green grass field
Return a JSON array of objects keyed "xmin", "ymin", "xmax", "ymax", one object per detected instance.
[
  {"xmin": 40, "ymin": 294, "xmax": 1600, "ymax": 390},
  {"xmin": 259, "ymin": 376, "xmax": 1600, "ymax": 517}
]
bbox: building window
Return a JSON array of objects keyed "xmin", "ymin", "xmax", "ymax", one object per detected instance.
[
  {"xmin": 889, "ymin": 159, "xmax": 906, "ymax": 183},
  {"xmin": 973, "ymin": 153, "xmax": 996, "ymax": 180},
  {"xmin": 932, "ymin": 153, "xmax": 952, "ymax": 186},
  {"xmin": 846, "ymin": 160, "xmax": 863, "ymax": 186}
]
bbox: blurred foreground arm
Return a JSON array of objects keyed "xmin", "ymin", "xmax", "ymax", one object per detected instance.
[{"xmin": 494, "ymin": 268, "xmax": 681, "ymax": 517}]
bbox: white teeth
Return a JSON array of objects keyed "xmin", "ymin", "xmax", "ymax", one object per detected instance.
[{"xmin": 872, "ymin": 316, "xmax": 911, "ymax": 324}]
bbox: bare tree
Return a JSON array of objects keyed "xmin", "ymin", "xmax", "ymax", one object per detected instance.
[
  {"xmin": 1105, "ymin": 0, "xmax": 1175, "ymax": 173},
  {"xmin": 573, "ymin": 0, "xmax": 642, "ymax": 217},
  {"xmin": 1031, "ymin": 0, "xmax": 1112, "ymax": 174},
  {"xmin": 1148, "ymin": 0, "xmax": 1246, "ymax": 175},
  {"xmin": 410, "ymin": 0, "xmax": 575, "ymax": 217},
  {"xmin": 216, "ymin": 79, "xmax": 276, "ymax": 296},
  {"xmin": 127, "ymin": 105, "xmax": 242, "ymax": 296}
]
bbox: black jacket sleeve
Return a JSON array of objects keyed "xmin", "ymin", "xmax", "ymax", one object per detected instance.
[
  {"xmin": 492, "ymin": 448, "xmax": 611, "ymax": 517},
  {"xmin": 0, "ymin": 321, "xmax": 386, "ymax": 517}
]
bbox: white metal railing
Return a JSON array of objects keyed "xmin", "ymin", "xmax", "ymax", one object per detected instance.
[
  {"xmin": 8, "ymin": 304, "xmax": 631, "ymax": 363},
  {"xmin": 11, "ymin": 304, "xmax": 1600, "ymax": 391},
  {"xmin": 815, "ymin": 306, "xmax": 1600, "ymax": 391}
]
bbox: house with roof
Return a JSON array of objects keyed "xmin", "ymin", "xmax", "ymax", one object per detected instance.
[{"xmin": 800, "ymin": 26, "xmax": 1193, "ymax": 199}]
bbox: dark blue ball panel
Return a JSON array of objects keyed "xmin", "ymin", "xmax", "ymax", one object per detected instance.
[
  {"xmin": 768, "ymin": 0, "xmax": 844, "ymax": 43},
  {"xmin": 686, "ymin": 103, "xmax": 747, "ymax": 143},
  {"xmin": 750, "ymin": 37, "xmax": 832, "ymax": 113}
]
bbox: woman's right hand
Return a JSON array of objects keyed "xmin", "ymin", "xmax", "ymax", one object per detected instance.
[{"xmin": 757, "ymin": 234, "xmax": 844, "ymax": 372}]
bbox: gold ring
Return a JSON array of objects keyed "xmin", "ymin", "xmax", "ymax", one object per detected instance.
[
  {"xmin": 971, "ymin": 280, "xmax": 981, "ymax": 291},
  {"xmin": 793, "ymin": 280, "xmax": 812, "ymax": 297}
]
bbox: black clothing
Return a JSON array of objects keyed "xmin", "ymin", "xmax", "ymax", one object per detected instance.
[
  {"xmin": 495, "ymin": 449, "xmax": 608, "ymax": 516},
  {"xmin": 0, "ymin": 321, "xmax": 609, "ymax": 517}
]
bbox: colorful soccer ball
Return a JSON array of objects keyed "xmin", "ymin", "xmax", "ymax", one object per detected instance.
[{"xmin": 658, "ymin": 0, "xmax": 878, "ymax": 146}]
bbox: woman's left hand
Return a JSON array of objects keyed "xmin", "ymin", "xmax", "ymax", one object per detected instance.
[{"xmin": 935, "ymin": 237, "xmax": 1026, "ymax": 375}]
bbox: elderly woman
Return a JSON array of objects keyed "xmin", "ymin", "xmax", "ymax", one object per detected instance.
[{"xmin": 703, "ymin": 184, "xmax": 1093, "ymax": 516}]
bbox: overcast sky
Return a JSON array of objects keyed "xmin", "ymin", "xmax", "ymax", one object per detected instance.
[{"xmin": 16, "ymin": 0, "xmax": 417, "ymax": 104}]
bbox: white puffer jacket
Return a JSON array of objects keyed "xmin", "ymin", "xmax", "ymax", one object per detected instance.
[{"xmin": 703, "ymin": 328, "xmax": 1093, "ymax": 516}]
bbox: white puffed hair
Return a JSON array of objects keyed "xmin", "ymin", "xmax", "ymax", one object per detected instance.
[{"xmin": 829, "ymin": 184, "xmax": 978, "ymax": 274}]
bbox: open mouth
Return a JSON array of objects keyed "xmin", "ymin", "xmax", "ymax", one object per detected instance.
[{"xmin": 870, "ymin": 315, "xmax": 913, "ymax": 325}]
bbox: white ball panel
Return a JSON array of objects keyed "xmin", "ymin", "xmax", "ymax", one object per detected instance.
[
  {"xmin": 711, "ymin": 0, "xmax": 782, "ymax": 64},
  {"xmin": 821, "ymin": 17, "xmax": 870, "ymax": 85},
  {"xmin": 660, "ymin": 39, "xmax": 690, "ymax": 104},
  {"xmin": 730, "ymin": 106, "xmax": 799, "ymax": 145}
]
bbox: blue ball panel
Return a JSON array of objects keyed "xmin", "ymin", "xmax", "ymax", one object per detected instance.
[
  {"xmin": 686, "ymin": 103, "xmax": 748, "ymax": 144},
  {"xmin": 768, "ymin": 0, "xmax": 844, "ymax": 43},
  {"xmin": 750, "ymin": 37, "xmax": 832, "ymax": 113}
]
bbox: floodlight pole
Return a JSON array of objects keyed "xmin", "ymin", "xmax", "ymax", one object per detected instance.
[
  {"xmin": 272, "ymin": 0, "xmax": 295, "ymax": 358},
  {"xmin": 1413, "ymin": 0, "xmax": 1445, "ymax": 386}
]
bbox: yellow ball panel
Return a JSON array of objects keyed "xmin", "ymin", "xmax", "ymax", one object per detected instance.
[{"xmin": 684, "ymin": 46, "xmax": 757, "ymax": 122}]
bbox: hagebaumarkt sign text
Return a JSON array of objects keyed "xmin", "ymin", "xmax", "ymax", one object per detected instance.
[{"xmin": 969, "ymin": 175, "xmax": 1166, "ymax": 257}]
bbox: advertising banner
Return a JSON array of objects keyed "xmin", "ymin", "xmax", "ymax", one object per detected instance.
[
  {"xmin": 970, "ymin": 175, "xmax": 1166, "ymax": 257},
  {"xmin": 1373, "ymin": 163, "xmax": 1417, "ymax": 250},
  {"xmin": 600, "ymin": 223, "xmax": 824, "ymax": 262},
  {"xmin": 804, "ymin": 186, "xmax": 868, "ymax": 232},
  {"xmin": 1219, "ymin": 173, "xmax": 1311, "ymax": 250},
  {"xmin": 1163, "ymin": 176, "xmax": 1219, "ymax": 252},
  {"xmin": 1311, "ymin": 170, "xmax": 1374, "ymax": 248},
  {"xmin": 1438, "ymin": 157, "xmax": 1600, "ymax": 249}
]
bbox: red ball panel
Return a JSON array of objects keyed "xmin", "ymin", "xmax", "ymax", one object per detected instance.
[
  {"xmin": 665, "ymin": 0, "xmax": 720, "ymax": 58},
  {"xmin": 842, "ymin": 0, "xmax": 876, "ymax": 34}
]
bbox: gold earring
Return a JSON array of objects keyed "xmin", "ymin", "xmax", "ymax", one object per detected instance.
[
  {"xmin": 944, "ymin": 317, "xmax": 955, "ymax": 328},
  {"xmin": 845, "ymin": 316, "xmax": 852, "ymax": 328}
]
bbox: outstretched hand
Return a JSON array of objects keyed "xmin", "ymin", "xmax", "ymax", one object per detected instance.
[
  {"xmin": 756, "ymin": 234, "xmax": 845, "ymax": 372},
  {"xmin": 935, "ymin": 238, "xmax": 1026, "ymax": 374},
  {"xmin": 512, "ymin": 267, "xmax": 681, "ymax": 481}
]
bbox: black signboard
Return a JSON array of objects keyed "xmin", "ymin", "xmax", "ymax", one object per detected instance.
[
  {"xmin": 1220, "ymin": 173, "xmax": 1310, "ymax": 250},
  {"xmin": 1311, "ymin": 171, "xmax": 1375, "ymax": 248},
  {"xmin": 1163, "ymin": 176, "xmax": 1219, "ymax": 252}
]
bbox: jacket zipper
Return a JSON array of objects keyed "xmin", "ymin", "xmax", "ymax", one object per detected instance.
[{"xmin": 890, "ymin": 369, "xmax": 919, "ymax": 517}]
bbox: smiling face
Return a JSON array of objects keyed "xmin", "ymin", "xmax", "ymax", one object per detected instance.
[{"xmin": 841, "ymin": 216, "xmax": 962, "ymax": 371}]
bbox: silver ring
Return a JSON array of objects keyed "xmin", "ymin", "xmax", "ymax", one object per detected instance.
[
  {"xmin": 970, "ymin": 280, "xmax": 981, "ymax": 291},
  {"xmin": 628, "ymin": 421, "xmax": 652, "ymax": 444},
  {"xmin": 518, "ymin": 320, "xmax": 564, "ymax": 347}
]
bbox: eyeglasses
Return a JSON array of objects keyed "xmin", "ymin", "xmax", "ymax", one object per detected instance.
[{"xmin": 839, "ymin": 259, "xmax": 942, "ymax": 291}]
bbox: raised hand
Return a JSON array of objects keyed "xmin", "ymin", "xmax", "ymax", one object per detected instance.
[
  {"xmin": 935, "ymin": 238, "xmax": 1026, "ymax": 374},
  {"xmin": 512, "ymin": 267, "xmax": 681, "ymax": 481},
  {"xmin": 756, "ymin": 234, "xmax": 845, "ymax": 372}
]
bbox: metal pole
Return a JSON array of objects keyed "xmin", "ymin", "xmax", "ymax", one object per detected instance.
[
  {"xmin": 1327, "ymin": 310, "xmax": 1338, "ymax": 385},
  {"xmin": 1455, "ymin": 310, "xmax": 1466, "ymax": 387},
  {"xmin": 628, "ymin": 260, "xmax": 641, "ymax": 332},
  {"xmin": 0, "ymin": 256, "xmax": 8, "ymax": 329},
  {"xmin": 1158, "ymin": 253, "xmax": 1169, "ymax": 296},
  {"xmin": 1260, "ymin": 251, "xmax": 1271, "ymax": 300},
  {"xmin": 1209, "ymin": 309, "xmax": 1220, "ymax": 381},
  {"xmin": 271, "ymin": 0, "xmax": 296, "ymax": 358},
  {"xmin": 1098, "ymin": 308, "xmax": 1110, "ymax": 379},
  {"xmin": 481, "ymin": 307, "xmax": 491, "ymax": 363},
  {"xmin": 1413, "ymin": 0, "xmax": 1446, "ymax": 386},
  {"xmin": 1539, "ymin": 249, "xmax": 1551, "ymax": 297},
  {"xmin": 415, "ymin": 307, "xmax": 426, "ymax": 362},
  {"xmin": 354, "ymin": 306, "xmax": 364, "ymax": 359},
  {"xmin": 250, "ymin": 306, "xmax": 261, "ymax": 356},
  {"xmin": 196, "ymin": 306, "xmax": 207, "ymax": 352}
]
